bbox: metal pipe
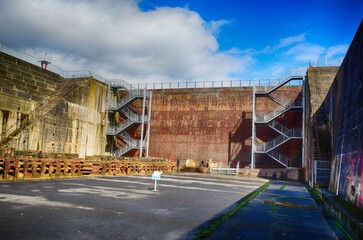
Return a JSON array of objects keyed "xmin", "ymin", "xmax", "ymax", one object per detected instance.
[
  {"xmin": 302, "ymin": 77, "xmax": 306, "ymax": 170},
  {"xmin": 251, "ymin": 84, "xmax": 257, "ymax": 169},
  {"xmin": 146, "ymin": 91, "xmax": 152, "ymax": 157},
  {"xmin": 139, "ymin": 88, "xmax": 147, "ymax": 157},
  {"xmin": 103, "ymin": 84, "xmax": 111, "ymax": 155}
]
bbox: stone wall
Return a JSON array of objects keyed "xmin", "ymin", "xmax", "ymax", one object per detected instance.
[{"xmin": 0, "ymin": 51, "xmax": 109, "ymax": 158}]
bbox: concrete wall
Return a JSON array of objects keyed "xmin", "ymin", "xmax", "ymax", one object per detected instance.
[
  {"xmin": 149, "ymin": 86, "xmax": 302, "ymax": 167},
  {"xmin": 304, "ymin": 66, "xmax": 339, "ymax": 184},
  {"xmin": 327, "ymin": 21, "xmax": 363, "ymax": 209},
  {"xmin": 0, "ymin": 51, "xmax": 109, "ymax": 158},
  {"xmin": 305, "ymin": 21, "xmax": 363, "ymax": 209},
  {"xmin": 0, "ymin": 50, "xmax": 304, "ymax": 168}
]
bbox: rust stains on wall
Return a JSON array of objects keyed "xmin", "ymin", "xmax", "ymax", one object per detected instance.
[{"xmin": 149, "ymin": 86, "xmax": 302, "ymax": 166}]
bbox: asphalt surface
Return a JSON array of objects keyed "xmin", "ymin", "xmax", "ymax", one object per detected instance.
[
  {"xmin": 205, "ymin": 181, "xmax": 338, "ymax": 240},
  {"xmin": 0, "ymin": 173, "xmax": 267, "ymax": 240}
]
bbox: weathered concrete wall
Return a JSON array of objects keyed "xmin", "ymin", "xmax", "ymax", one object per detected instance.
[
  {"xmin": 0, "ymin": 50, "xmax": 304, "ymax": 168},
  {"xmin": 304, "ymin": 66, "xmax": 339, "ymax": 183},
  {"xmin": 306, "ymin": 66, "xmax": 340, "ymax": 117},
  {"xmin": 327, "ymin": 21, "xmax": 363, "ymax": 209},
  {"xmin": 149, "ymin": 86, "xmax": 302, "ymax": 167},
  {"xmin": 305, "ymin": 21, "xmax": 363, "ymax": 209},
  {"xmin": 0, "ymin": 51, "xmax": 109, "ymax": 158}
]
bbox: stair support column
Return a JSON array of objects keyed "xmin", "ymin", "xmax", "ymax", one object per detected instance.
[
  {"xmin": 139, "ymin": 88, "xmax": 147, "ymax": 158},
  {"xmin": 251, "ymin": 84, "xmax": 257, "ymax": 169}
]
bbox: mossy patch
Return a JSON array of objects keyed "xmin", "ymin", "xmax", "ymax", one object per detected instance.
[
  {"xmin": 333, "ymin": 195, "xmax": 363, "ymax": 221},
  {"xmin": 194, "ymin": 181, "xmax": 271, "ymax": 240},
  {"xmin": 263, "ymin": 200, "xmax": 316, "ymax": 210}
]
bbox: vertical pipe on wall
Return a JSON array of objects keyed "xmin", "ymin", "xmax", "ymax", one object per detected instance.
[
  {"xmin": 139, "ymin": 88, "xmax": 147, "ymax": 158},
  {"xmin": 103, "ymin": 84, "xmax": 111, "ymax": 155},
  {"xmin": 146, "ymin": 91, "xmax": 153, "ymax": 157},
  {"xmin": 302, "ymin": 77, "xmax": 306, "ymax": 170},
  {"xmin": 251, "ymin": 84, "xmax": 257, "ymax": 169}
]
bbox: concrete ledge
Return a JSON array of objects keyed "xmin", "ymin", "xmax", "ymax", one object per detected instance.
[
  {"xmin": 317, "ymin": 188, "xmax": 363, "ymax": 239},
  {"xmin": 239, "ymin": 168, "xmax": 300, "ymax": 180}
]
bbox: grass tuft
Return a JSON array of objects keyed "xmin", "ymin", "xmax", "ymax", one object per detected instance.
[{"xmin": 280, "ymin": 183, "xmax": 290, "ymax": 190}]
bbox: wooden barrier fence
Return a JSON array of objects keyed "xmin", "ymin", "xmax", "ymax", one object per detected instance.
[{"xmin": 0, "ymin": 157, "xmax": 175, "ymax": 180}]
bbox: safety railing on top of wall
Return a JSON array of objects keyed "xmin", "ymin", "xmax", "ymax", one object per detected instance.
[
  {"xmin": 131, "ymin": 77, "xmax": 305, "ymax": 90},
  {"xmin": 0, "ymin": 43, "xmax": 306, "ymax": 90},
  {"xmin": 0, "ymin": 43, "xmax": 129, "ymax": 88},
  {"xmin": 1, "ymin": 42, "xmax": 343, "ymax": 91},
  {"xmin": 313, "ymin": 57, "xmax": 344, "ymax": 67}
]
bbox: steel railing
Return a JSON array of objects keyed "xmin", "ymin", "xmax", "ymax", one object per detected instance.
[
  {"xmin": 114, "ymin": 141, "xmax": 140, "ymax": 156},
  {"xmin": 313, "ymin": 57, "xmax": 343, "ymax": 67},
  {"xmin": 268, "ymin": 121, "xmax": 290, "ymax": 136},
  {"xmin": 267, "ymin": 150, "xmax": 291, "ymax": 167},
  {"xmin": 255, "ymin": 99, "xmax": 303, "ymax": 123},
  {"xmin": 107, "ymin": 118, "xmax": 134, "ymax": 135},
  {"xmin": 255, "ymin": 68, "xmax": 306, "ymax": 93},
  {"xmin": 121, "ymin": 107, "xmax": 148, "ymax": 122},
  {"xmin": 108, "ymin": 90, "xmax": 145, "ymax": 110},
  {"xmin": 119, "ymin": 131, "xmax": 138, "ymax": 146},
  {"xmin": 256, "ymin": 127, "xmax": 302, "ymax": 153}
]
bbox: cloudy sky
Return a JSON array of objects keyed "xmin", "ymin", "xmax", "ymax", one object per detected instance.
[{"xmin": 0, "ymin": 0, "xmax": 361, "ymax": 84}]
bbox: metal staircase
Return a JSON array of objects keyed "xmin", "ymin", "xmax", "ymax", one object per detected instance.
[
  {"xmin": 106, "ymin": 81, "xmax": 152, "ymax": 157},
  {"xmin": 255, "ymin": 125, "xmax": 302, "ymax": 153},
  {"xmin": 251, "ymin": 68, "xmax": 305, "ymax": 168}
]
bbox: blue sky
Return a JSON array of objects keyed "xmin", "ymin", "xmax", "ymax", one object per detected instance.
[{"xmin": 0, "ymin": 0, "xmax": 361, "ymax": 83}]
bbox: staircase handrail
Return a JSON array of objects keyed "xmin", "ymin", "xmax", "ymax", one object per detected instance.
[
  {"xmin": 255, "ymin": 67, "xmax": 306, "ymax": 92},
  {"xmin": 119, "ymin": 131, "xmax": 138, "ymax": 146},
  {"xmin": 108, "ymin": 118, "xmax": 134, "ymax": 135},
  {"xmin": 109, "ymin": 90, "xmax": 145, "ymax": 110},
  {"xmin": 107, "ymin": 79, "xmax": 138, "ymax": 92},
  {"xmin": 267, "ymin": 150, "xmax": 291, "ymax": 167},
  {"xmin": 256, "ymin": 99, "xmax": 303, "ymax": 123},
  {"xmin": 121, "ymin": 107, "xmax": 148, "ymax": 122},
  {"xmin": 257, "ymin": 127, "xmax": 302, "ymax": 152},
  {"xmin": 114, "ymin": 140, "xmax": 140, "ymax": 156}
]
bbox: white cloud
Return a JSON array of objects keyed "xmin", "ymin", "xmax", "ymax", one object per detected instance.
[
  {"xmin": 284, "ymin": 43, "xmax": 326, "ymax": 62},
  {"xmin": 277, "ymin": 34, "xmax": 306, "ymax": 49},
  {"xmin": 325, "ymin": 44, "xmax": 349, "ymax": 58},
  {"xmin": 0, "ymin": 0, "xmax": 251, "ymax": 83},
  {"xmin": 206, "ymin": 20, "xmax": 230, "ymax": 36},
  {"xmin": 261, "ymin": 33, "xmax": 306, "ymax": 53}
]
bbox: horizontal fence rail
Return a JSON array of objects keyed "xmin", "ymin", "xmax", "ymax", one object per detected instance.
[
  {"xmin": 313, "ymin": 57, "xmax": 344, "ymax": 67},
  {"xmin": 0, "ymin": 42, "xmax": 344, "ymax": 90},
  {"xmin": 131, "ymin": 78, "xmax": 305, "ymax": 90}
]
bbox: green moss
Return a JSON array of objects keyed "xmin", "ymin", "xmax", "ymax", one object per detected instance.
[
  {"xmin": 307, "ymin": 186, "xmax": 354, "ymax": 240},
  {"xmin": 280, "ymin": 183, "xmax": 290, "ymax": 190},
  {"xmin": 194, "ymin": 181, "xmax": 271, "ymax": 240},
  {"xmin": 333, "ymin": 196, "xmax": 363, "ymax": 221}
]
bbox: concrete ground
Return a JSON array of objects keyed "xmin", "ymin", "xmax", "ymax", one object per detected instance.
[
  {"xmin": 0, "ymin": 173, "xmax": 267, "ymax": 240},
  {"xmin": 205, "ymin": 181, "xmax": 338, "ymax": 240}
]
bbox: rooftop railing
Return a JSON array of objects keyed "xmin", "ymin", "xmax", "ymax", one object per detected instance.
[
  {"xmin": 2, "ymin": 42, "xmax": 343, "ymax": 91},
  {"xmin": 313, "ymin": 57, "xmax": 344, "ymax": 67}
]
